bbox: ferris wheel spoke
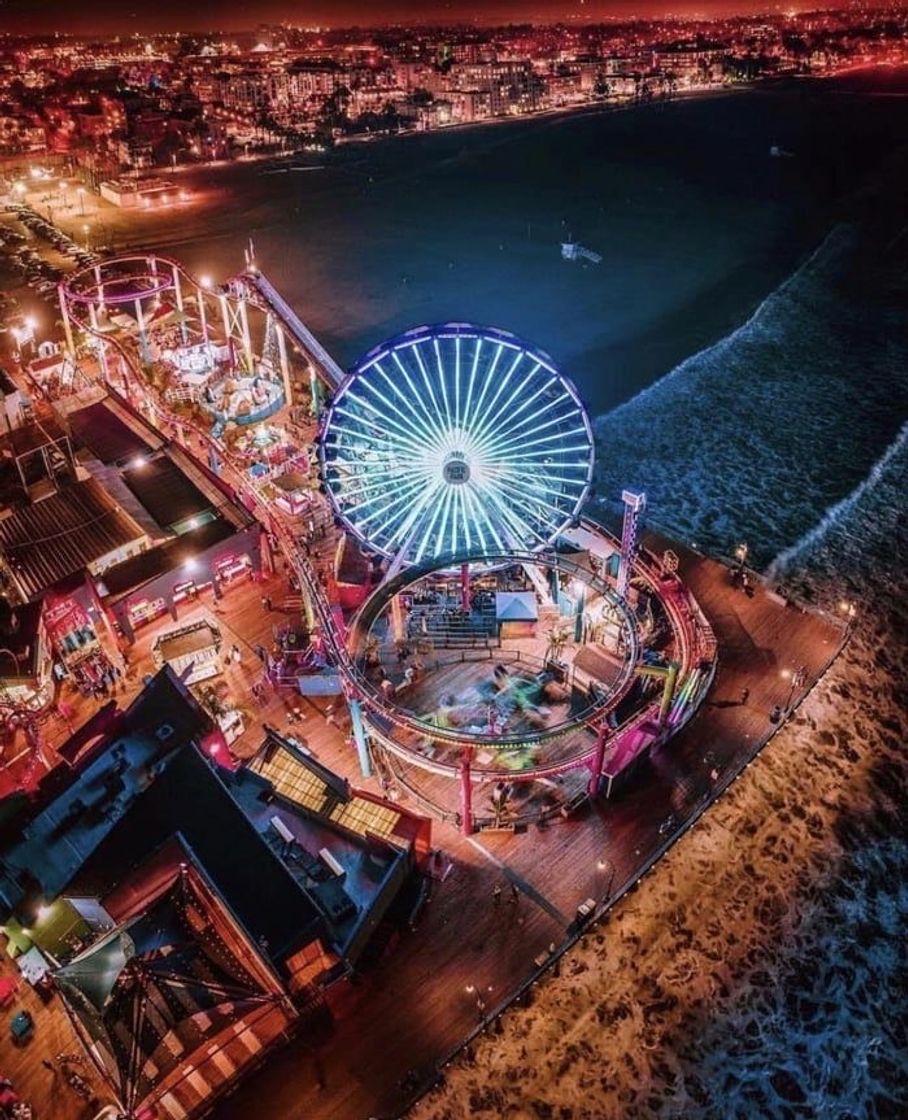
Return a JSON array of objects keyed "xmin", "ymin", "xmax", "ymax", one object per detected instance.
[
  {"xmin": 470, "ymin": 367, "xmax": 552, "ymax": 459},
  {"xmin": 389, "ymin": 352, "xmax": 452, "ymax": 446},
  {"xmin": 410, "ymin": 343, "xmax": 448, "ymax": 436},
  {"xmin": 478, "ymin": 415, "xmax": 585, "ymax": 459},
  {"xmin": 461, "ymin": 341, "xmax": 504, "ymax": 437},
  {"xmin": 332, "ymin": 400, "xmax": 431, "ymax": 459},
  {"xmin": 470, "ymin": 349, "xmax": 523, "ymax": 448},
  {"xmin": 366, "ymin": 362, "xmax": 448, "ymax": 448},
  {"xmin": 432, "ymin": 337, "xmax": 454, "ymax": 433},
  {"xmin": 463, "ymin": 482, "xmax": 507, "ymax": 553},
  {"xmin": 355, "ymin": 475, "xmax": 436, "ymax": 534},
  {"xmin": 461, "ymin": 336, "xmax": 482, "ymax": 438},
  {"xmin": 453, "ymin": 336, "xmax": 462, "ymax": 432}
]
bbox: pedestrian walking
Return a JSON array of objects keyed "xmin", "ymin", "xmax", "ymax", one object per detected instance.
[
  {"xmin": 231, "ymin": 644, "xmax": 242, "ymax": 664},
  {"xmin": 740, "ymin": 687, "xmax": 750, "ymax": 705},
  {"xmin": 262, "ymin": 594, "xmax": 272, "ymax": 612},
  {"xmin": 492, "ymin": 885, "xmax": 502, "ymax": 905},
  {"xmin": 508, "ymin": 882, "xmax": 519, "ymax": 905}
]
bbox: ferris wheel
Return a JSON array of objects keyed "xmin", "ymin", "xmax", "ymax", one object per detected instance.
[{"xmin": 319, "ymin": 324, "xmax": 595, "ymax": 565}]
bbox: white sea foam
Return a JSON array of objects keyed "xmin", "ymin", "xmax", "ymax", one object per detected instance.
[{"xmin": 591, "ymin": 222, "xmax": 908, "ymax": 571}]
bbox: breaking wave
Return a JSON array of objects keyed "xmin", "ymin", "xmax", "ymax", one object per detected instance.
[{"xmin": 592, "ymin": 222, "xmax": 908, "ymax": 572}]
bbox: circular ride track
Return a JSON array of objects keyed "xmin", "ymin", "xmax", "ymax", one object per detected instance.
[
  {"xmin": 349, "ymin": 549, "xmax": 641, "ymax": 778},
  {"xmin": 319, "ymin": 324, "xmax": 595, "ymax": 567},
  {"xmin": 62, "ymin": 256, "xmax": 178, "ymax": 308}
]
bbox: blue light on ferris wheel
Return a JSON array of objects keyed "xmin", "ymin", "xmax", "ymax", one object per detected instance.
[{"xmin": 319, "ymin": 324, "xmax": 595, "ymax": 565}]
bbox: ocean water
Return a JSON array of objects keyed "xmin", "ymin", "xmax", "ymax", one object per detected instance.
[
  {"xmin": 593, "ymin": 214, "xmax": 908, "ymax": 570},
  {"xmin": 118, "ymin": 76, "xmax": 908, "ymax": 416}
]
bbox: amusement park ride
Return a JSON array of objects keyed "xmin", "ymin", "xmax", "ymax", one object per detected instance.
[{"xmin": 11, "ymin": 247, "xmax": 716, "ymax": 830}]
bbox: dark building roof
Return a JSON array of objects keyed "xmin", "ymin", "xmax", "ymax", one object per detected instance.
[
  {"xmin": 0, "ymin": 478, "xmax": 145, "ymax": 600},
  {"xmin": 68, "ymin": 401, "xmax": 153, "ymax": 466},
  {"xmin": 56, "ymin": 863, "xmax": 279, "ymax": 1114},
  {"xmin": 69, "ymin": 744, "xmax": 325, "ymax": 971},
  {"xmin": 4, "ymin": 416, "xmax": 67, "ymax": 457},
  {"xmin": 0, "ymin": 599, "xmax": 44, "ymax": 679},
  {"xmin": 0, "ymin": 669, "xmax": 211, "ymax": 916},
  {"xmin": 121, "ymin": 456, "xmax": 214, "ymax": 531},
  {"xmin": 98, "ymin": 518, "xmax": 239, "ymax": 602}
]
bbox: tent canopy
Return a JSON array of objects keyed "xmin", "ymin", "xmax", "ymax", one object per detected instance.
[{"xmin": 495, "ymin": 591, "xmax": 538, "ymax": 622}]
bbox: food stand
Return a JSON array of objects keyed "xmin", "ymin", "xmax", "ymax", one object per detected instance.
[{"xmin": 152, "ymin": 619, "xmax": 222, "ymax": 684}]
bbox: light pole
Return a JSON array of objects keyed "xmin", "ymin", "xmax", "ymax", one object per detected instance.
[
  {"xmin": 77, "ymin": 186, "xmax": 86, "ymax": 216},
  {"xmin": 596, "ymin": 855, "xmax": 616, "ymax": 900},
  {"xmin": 778, "ymin": 665, "xmax": 806, "ymax": 714}
]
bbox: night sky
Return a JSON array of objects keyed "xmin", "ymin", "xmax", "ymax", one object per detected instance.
[{"xmin": 0, "ymin": 1, "xmax": 851, "ymax": 35}]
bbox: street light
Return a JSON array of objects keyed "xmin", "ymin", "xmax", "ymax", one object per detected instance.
[
  {"xmin": 596, "ymin": 855, "xmax": 616, "ymax": 899},
  {"xmin": 82, "ymin": 223, "xmax": 90, "ymax": 248},
  {"xmin": 77, "ymin": 186, "xmax": 86, "ymax": 216}
]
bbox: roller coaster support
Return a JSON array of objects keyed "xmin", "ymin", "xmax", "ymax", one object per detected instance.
[
  {"xmin": 459, "ymin": 748, "xmax": 474, "ymax": 836},
  {"xmin": 587, "ymin": 722, "xmax": 609, "ymax": 798},
  {"xmin": 348, "ymin": 697, "xmax": 372, "ymax": 778},
  {"xmin": 634, "ymin": 660, "xmax": 681, "ymax": 727}
]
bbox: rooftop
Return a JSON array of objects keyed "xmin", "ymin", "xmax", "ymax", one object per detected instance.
[
  {"xmin": 68, "ymin": 400, "xmax": 154, "ymax": 466},
  {"xmin": 55, "ymin": 859, "xmax": 282, "ymax": 1116},
  {"xmin": 121, "ymin": 455, "xmax": 214, "ymax": 532},
  {"xmin": 0, "ymin": 668, "xmax": 209, "ymax": 918},
  {"xmin": 96, "ymin": 517, "xmax": 238, "ymax": 601},
  {"xmin": 0, "ymin": 478, "xmax": 146, "ymax": 601},
  {"xmin": 66, "ymin": 739, "xmax": 326, "ymax": 972}
]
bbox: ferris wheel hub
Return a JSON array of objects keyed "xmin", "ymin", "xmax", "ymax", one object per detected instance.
[{"xmin": 441, "ymin": 451, "xmax": 471, "ymax": 485}]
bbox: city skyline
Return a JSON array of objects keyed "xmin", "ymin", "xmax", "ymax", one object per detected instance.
[{"xmin": 0, "ymin": 1, "xmax": 873, "ymax": 36}]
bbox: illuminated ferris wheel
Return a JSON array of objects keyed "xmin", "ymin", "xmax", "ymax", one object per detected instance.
[{"xmin": 319, "ymin": 324, "xmax": 595, "ymax": 565}]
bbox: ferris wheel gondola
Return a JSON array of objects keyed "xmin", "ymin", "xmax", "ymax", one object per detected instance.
[{"xmin": 319, "ymin": 324, "xmax": 595, "ymax": 566}]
